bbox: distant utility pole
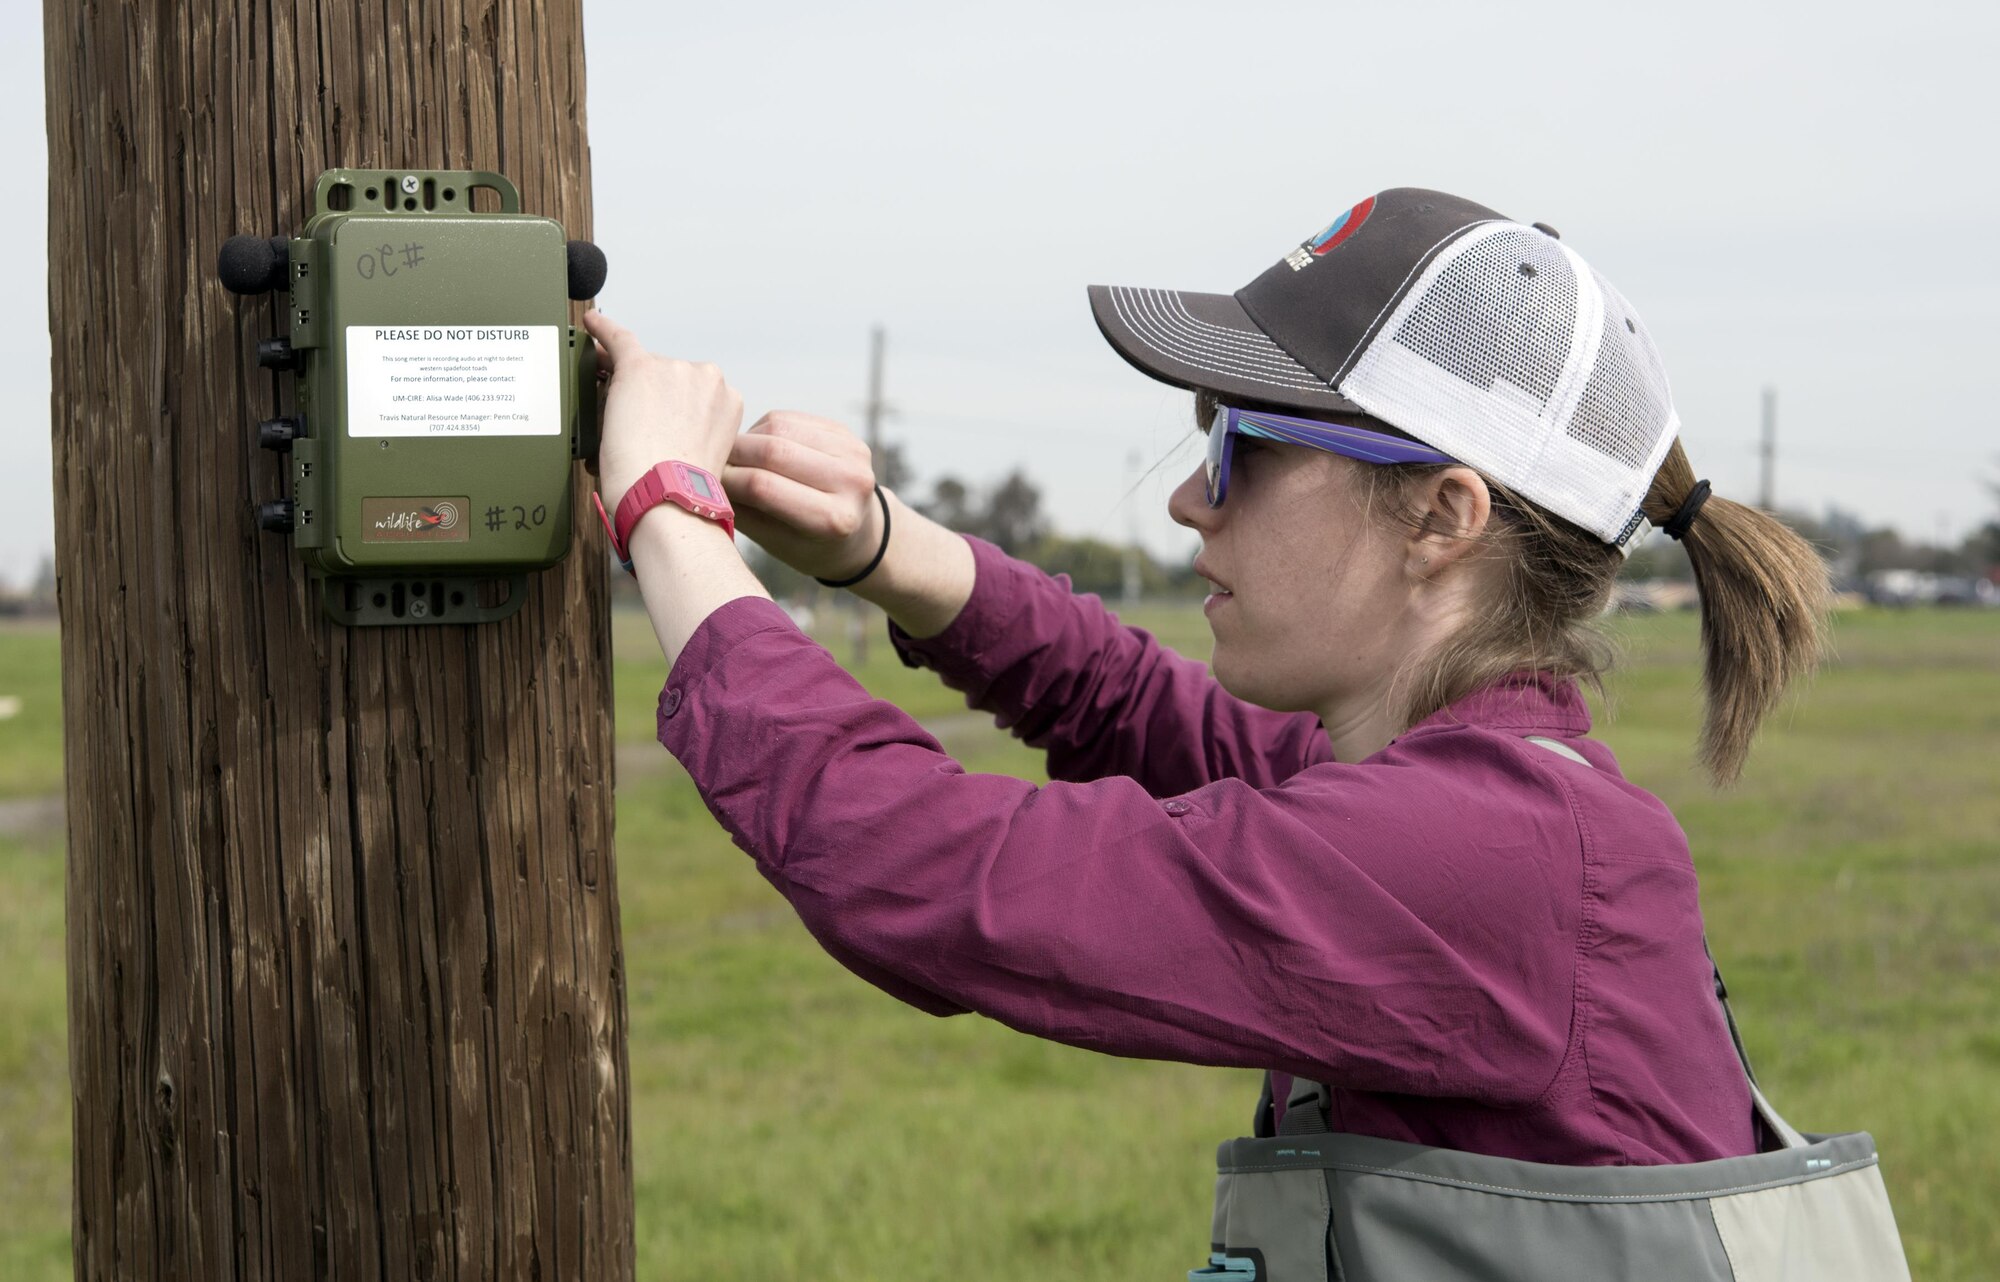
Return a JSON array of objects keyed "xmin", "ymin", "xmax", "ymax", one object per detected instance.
[
  {"xmin": 865, "ymin": 325, "xmax": 888, "ymax": 480},
  {"xmin": 851, "ymin": 325, "xmax": 889, "ymax": 666},
  {"xmin": 1759, "ymin": 386, "xmax": 1777, "ymax": 512}
]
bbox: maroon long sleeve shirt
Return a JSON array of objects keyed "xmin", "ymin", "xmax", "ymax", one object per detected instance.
[{"xmin": 656, "ymin": 535, "xmax": 1758, "ymax": 1166}]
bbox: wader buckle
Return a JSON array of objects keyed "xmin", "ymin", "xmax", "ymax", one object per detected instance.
[{"xmin": 1189, "ymin": 1248, "xmax": 1260, "ymax": 1281}]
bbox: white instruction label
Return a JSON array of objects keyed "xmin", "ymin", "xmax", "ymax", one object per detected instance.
[{"xmin": 345, "ymin": 325, "xmax": 562, "ymax": 437}]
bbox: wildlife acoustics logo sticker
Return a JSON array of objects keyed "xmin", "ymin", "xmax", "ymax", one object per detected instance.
[
  {"xmin": 1285, "ymin": 195, "xmax": 1377, "ymax": 270},
  {"xmin": 362, "ymin": 497, "xmax": 470, "ymax": 542}
]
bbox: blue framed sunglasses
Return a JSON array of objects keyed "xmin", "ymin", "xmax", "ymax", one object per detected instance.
[{"xmin": 1203, "ymin": 404, "xmax": 1457, "ymax": 507}]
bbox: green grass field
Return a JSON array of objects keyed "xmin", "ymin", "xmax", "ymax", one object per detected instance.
[{"xmin": 2, "ymin": 605, "xmax": 1996, "ymax": 1278}]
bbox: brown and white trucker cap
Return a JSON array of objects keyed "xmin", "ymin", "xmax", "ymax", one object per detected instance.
[{"xmin": 1089, "ymin": 187, "xmax": 1680, "ymax": 550}]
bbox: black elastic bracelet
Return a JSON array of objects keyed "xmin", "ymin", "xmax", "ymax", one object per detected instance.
[
  {"xmin": 1662, "ymin": 479, "xmax": 1712, "ymax": 541},
  {"xmin": 815, "ymin": 485, "xmax": 892, "ymax": 589}
]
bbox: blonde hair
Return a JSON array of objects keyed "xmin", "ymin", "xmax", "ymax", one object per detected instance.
[{"xmin": 1194, "ymin": 392, "xmax": 1830, "ymax": 785}]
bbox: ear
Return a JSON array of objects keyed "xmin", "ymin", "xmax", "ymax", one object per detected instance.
[{"xmin": 1407, "ymin": 466, "xmax": 1492, "ymax": 577}]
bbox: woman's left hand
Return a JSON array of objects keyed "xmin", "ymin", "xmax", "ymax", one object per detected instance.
[{"xmin": 583, "ymin": 309, "xmax": 744, "ymax": 516}]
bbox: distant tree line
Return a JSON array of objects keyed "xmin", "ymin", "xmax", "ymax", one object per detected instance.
[
  {"xmin": 1622, "ymin": 497, "xmax": 2000, "ymax": 587},
  {"xmin": 0, "ymin": 555, "xmax": 60, "ymax": 618}
]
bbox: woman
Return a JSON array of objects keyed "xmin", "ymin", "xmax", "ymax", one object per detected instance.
[{"xmin": 584, "ymin": 189, "xmax": 1890, "ymax": 1275}]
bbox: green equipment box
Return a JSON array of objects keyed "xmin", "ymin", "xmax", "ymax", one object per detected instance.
[{"xmin": 220, "ymin": 168, "xmax": 605, "ymax": 626}]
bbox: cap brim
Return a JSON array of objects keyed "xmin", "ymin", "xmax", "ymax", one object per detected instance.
[{"xmin": 1088, "ymin": 284, "xmax": 1365, "ymax": 416}]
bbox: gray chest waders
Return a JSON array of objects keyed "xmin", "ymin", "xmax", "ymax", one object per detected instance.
[{"xmin": 1189, "ymin": 736, "xmax": 1911, "ymax": 1282}]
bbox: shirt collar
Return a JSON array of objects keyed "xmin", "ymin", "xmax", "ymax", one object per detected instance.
[{"xmin": 1403, "ymin": 671, "xmax": 1593, "ymax": 740}]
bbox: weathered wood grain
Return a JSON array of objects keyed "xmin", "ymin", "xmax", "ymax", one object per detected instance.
[{"xmin": 44, "ymin": 1, "xmax": 631, "ymax": 1276}]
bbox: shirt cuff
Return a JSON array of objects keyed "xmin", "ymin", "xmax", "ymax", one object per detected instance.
[{"xmin": 885, "ymin": 533, "xmax": 1066, "ymax": 682}]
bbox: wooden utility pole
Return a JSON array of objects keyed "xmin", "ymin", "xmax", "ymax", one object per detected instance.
[{"xmin": 44, "ymin": 3, "xmax": 632, "ymax": 1278}]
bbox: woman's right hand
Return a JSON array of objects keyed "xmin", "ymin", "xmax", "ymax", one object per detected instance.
[{"xmin": 721, "ymin": 410, "xmax": 886, "ymax": 583}]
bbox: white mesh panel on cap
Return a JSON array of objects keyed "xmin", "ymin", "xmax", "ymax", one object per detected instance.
[
  {"xmin": 1339, "ymin": 223, "xmax": 1678, "ymax": 543},
  {"xmin": 1387, "ymin": 225, "xmax": 1581, "ymax": 413},
  {"xmin": 1568, "ymin": 270, "xmax": 1679, "ymax": 521}
]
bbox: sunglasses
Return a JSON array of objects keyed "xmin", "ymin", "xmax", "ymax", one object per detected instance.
[{"xmin": 1203, "ymin": 404, "xmax": 1458, "ymax": 507}]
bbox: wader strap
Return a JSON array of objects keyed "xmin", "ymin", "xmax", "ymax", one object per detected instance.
[
  {"xmin": 1524, "ymin": 734, "xmax": 1591, "ymax": 765},
  {"xmin": 1707, "ymin": 936, "xmax": 1810, "ymax": 1149},
  {"xmin": 1252, "ymin": 1070, "xmax": 1276, "ymax": 1138},
  {"xmin": 1747, "ymin": 1076, "xmax": 1809, "ymax": 1149},
  {"xmin": 1275, "ymin": 1075, "xmax": 1332, "ymax": 1136},
  {"xmin": 1705, "ymin": 934, "xmax": 1758, "ymax": 1087}
]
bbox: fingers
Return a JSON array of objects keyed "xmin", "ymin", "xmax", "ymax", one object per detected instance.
[
  {"xmin": 743, "ymin": 410, "xmax": 871, "ymax": 462},
  {"xmin": 727, "ymin": 430, "xmax": 872, "ymax": 496},
  {"xmin": 581, "ymin": 309, "xmax": 644, "ymax": 373},
  {"xmin": 722, "ymin": 464, "xmax": 873, "ymax": 542}
]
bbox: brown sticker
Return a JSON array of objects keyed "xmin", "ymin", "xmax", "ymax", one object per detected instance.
[{"xmin": 361, "ymin": 497, "xmax": 472, "ymax": 543}]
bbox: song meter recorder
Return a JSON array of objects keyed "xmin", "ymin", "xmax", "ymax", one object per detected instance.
[{"xmin": 220, "ymin": 168, "xmax": 608, "ymax": 625}]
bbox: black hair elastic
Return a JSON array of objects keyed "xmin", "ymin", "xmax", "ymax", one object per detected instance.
[
  {"xmin": 815, "ymin": 485, "xmax": 892, "ymax": 588},
  {"xmin": 1662, "ymin": 479, "xmax": 1712, "ymax": 542}
]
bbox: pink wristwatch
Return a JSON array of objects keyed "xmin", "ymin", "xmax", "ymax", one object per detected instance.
[{"xmin": 593, "ymin": 460, "xmax": 735, "ymax": 572}]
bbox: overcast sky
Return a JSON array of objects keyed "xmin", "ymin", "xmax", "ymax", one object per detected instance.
[{"xmin": 5, "ymin": 0, "xmax": 1996, "ymax": 586}]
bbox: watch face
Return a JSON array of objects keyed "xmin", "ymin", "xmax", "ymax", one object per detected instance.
[{"xmin": 688, "ymin": 470, "xmax": 714, "ymax": 499}]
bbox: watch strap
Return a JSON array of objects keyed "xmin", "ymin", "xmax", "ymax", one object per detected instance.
[{"xmin": 593, "ymin": 461, "xmax": 734, "ymax": 573}]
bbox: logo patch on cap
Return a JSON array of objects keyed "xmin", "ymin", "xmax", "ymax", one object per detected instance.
[
  {"xmin": 1286, "ymin": 196, "xmax": 1377, "ymax": 270},
  {"xmin": 1310, "ymin": 196, "xmax": 1376, "ymax": 254}
]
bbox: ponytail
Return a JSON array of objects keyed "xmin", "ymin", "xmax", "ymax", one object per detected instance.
[{"xmin": 1642, "ymin": 441, "xmax": 1831, "ymax": 785}]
